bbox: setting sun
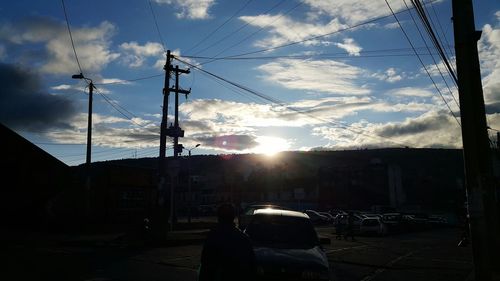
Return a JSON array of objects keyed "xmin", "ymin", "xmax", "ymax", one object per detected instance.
[{"xmin": 252, "ymin": 136, "xmax": 290, "ymax": 156}]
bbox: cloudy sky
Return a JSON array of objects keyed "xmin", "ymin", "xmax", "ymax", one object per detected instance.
[{"xmin": 0, "ymin": 0, "xmax": 499, "ymax": 166}]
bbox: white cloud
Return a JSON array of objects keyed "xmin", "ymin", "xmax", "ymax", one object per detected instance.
[
  {"xmin": 153, "ymin": 0, "xmax": 215, "ymax": 20},
  {"xmin": 43, "ymin": 21, "xmax": 119, "ymax": 74},
  {"xmin": 302, "ymin": 0, "xmax": 406, "ymax": 26},
  {"xmin": 388, "ymin": 87, "xmax": 433, "ymax": 97},
  {"xmin": 51, "ymin": 84, "xmax": 72, "ymax": 91},
  {"xmin": 0, "ymin": 18, "xmax": 119, "ymax": 75},
  {"xmin": 335, "ymin": 38, "xmax": 362, "ymax": 56},
  {"xmin": 257, "ymin": 58, "xmax": 369, "ymax": 95},
  {"xmin": 421, "ymin": 56, "xmax": 457, "ymax": 78},
  {"xmin": 120, "ymin": 41, "xmax": 164, "ymax": 67},
  {"xmin": 238, "ymin": 14, "xmax": 345, "ymax": 48},
  {"xmin": 479, "ymin": 20, "xmax": 500, "ymax": 105},
  {"xmin": 98, "ymin": 78, "xmax": 132, "ymax": 85},
  {"xmin": 372, "ymin": 67, "xmax": 404, "ymax": 83},
  {"xmin": 383, "ymin": 22, "xmax": 400, "ymax": 29}
]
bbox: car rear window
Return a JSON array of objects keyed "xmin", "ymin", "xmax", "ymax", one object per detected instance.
[
  {"xmin": 245, "ymin": 215, "xmax": 318, "ymax": 248},
  {"xmin": 362, "ymin": 219, "xmax": 380, "ymax": 226}
]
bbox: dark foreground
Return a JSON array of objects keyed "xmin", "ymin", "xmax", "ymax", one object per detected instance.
[{"xmin": 2, "ymin": 227, "xmax": 472, "ymax": 281}]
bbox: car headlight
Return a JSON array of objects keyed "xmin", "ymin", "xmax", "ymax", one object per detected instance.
[{"xmin": 301, "ymin": 270, "xmax": 329, "ymax": 280}]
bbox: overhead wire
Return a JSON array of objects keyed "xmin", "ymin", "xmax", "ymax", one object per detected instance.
[
  {"xmin": 179, "ymin": 50, "xmax": 442, "ymax": 61},
  {"xmin": 207, "ymin": 0, "xmax": 306, "ymax": 62},
  {"xmin": 384, "ymin": 0, "xmax": 461, "ymax": 127},
  {"xmin": 192, "ymin": 0, "xmax": 287, "ymax": 56},
  {"xmin": 94, "ymin": 73, "xmax": 163, "ymax": 86},
  {"xmin": 403, "ymin": 0, "xmax": 459, "ymax": 108},
  {"xmin": 190, "ymin": 2, "xmax": 441, "ymax": 67},
  {"xmin": 185, "ymin": 0, "xmax": 255, "ymax": 54},
  {"xmin": 425, "ymin": 0, "xmax": 457, "ymax": 74},
  {"xmin": 61, "ymin": 0, "xmax": 83, "ymax": 75},
  {"xmin": 174, "ymin": 56, "xmax": 413, "ymax": 148},
  {"xmin": 92, "ymin": 85, "xmax": 165, "ymax": 131},
  {"xmin": 411, "ymin": 0, "xmax": 458, "ymax": 85},
  {"xmin": 148, "ymin": 0, "xmax": 167, "ymax": 53}
]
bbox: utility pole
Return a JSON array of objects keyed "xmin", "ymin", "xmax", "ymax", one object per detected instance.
[
  {"xmin": 156, "ymin": 50, "xmax": 172, "ymax": 238},
  {"xmin": 452, "ymin": 1, "xmax": 500, "ymax": 280},
  {"xmin": 187, "ymin": 144, "xmax": 201, "ymax": 224},
  {"xmin": 72, "ymin": 73, "xmax": 94, "ymax": 220},
  {"xmin": 166, "ymin": 64, "xmax": 190, "ymax": 231}
]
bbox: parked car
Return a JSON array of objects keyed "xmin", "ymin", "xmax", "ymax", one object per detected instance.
[
  {"xmin": 238, "ymin": 203, "xmax": 288, "ymax": 230},
  {"xmin": 402, "ymin": 214, "xmax": 429, "ymax": 231},
  {"xmin": 359, "ymin": 217, "xmax": 387, "ymax": 236},
  {"xmin": 303, "ymin": 210, "xmax": 331, "ymax": 225},
  {"xmin": 244, "ymin": 208, "xmax": 331, "ymax": 281},
  {"xmin": 381, "ymin": 212, "xmax": 403, "ymax": 233},
  {"xmin": 428, "ymin": 215, "xmax": 448, "ymax": 227},
  {"xmin": 318, "ymin": 212, "xmax": 335, "ymax": 223}
]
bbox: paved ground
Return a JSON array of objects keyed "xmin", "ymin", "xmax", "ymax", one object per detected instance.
[{"xmin": 3, "ymin": 226, "xmax": 472, "ymax": 281}]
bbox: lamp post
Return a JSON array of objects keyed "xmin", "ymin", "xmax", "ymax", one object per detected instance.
[
  {"xmin": 187, "ymin": 144, "xmax": 200, "ymax": 223},
  {"xmin": 72, "ymin": 73, "xmax": 94, "ymax": 218}
]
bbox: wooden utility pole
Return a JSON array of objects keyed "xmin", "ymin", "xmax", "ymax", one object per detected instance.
[
  {"xmin": 166, "ymin": 63, "xmax": 190, "ymax": 230},
  {"xmin": 159, "ymin": 50, "xmax": 172, "ymax": 189},
  {"xmin": 452, "ymin": 1, "xmax": 500, "ymax": 280},
  {"xmin": 156, "ymin": 50, "xmax": 172, "ymax": 239}
]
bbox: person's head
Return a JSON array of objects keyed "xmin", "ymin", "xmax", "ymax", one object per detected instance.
[{"xmin": 217, "ymin": 203, "xmax": 236, "ymax": 224}]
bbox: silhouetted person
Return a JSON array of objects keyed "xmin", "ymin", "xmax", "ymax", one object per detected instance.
[
  {"xmin": 344, "ymin": 212, "xmax": 356, "ymax": 241},
  {"xmin": 198, "ymin": 203, "xmax": 256, "ymax": 281},
  {"xmin": 335, "ymin": 215, "xmax": 344, "ymax": 240}
]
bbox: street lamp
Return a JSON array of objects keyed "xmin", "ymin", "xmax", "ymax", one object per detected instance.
[
  {"xmin": 187, "ymin": 144, "xmax": 200, "ymax": 223},
  {"xmin": 72, "ymin": 73, "xmax": 94, "ymax": 218}
]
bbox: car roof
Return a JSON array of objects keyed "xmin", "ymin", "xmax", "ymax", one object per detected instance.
[
  {"xmin": 253, "ymin": 208, "xmax": 309, "ymax": 219},
  {"xmin": 245, "ymin": 204, "xmax": 285, "ymax": 209}
]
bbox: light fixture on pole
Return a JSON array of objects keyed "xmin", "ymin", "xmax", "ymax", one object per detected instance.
[
  {"xmin": 187, "ymin": 144, "xmax": 200, "ymax": 224},
  {"xmin": 72, "ymin": 73, "xmax": 95, "ymax": 218}
]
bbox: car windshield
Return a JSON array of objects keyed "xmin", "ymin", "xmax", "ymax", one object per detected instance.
[{"xmin": 245, "ymin": 215, "xmax": 319, "ymax": 249}]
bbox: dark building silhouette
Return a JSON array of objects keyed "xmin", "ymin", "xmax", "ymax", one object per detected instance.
[
  {"xmin": 1, "ymin": 123, "xmax": 72, "ymax": 229},
  {"xmin": 72, "ymin": 163, "xmax": 157, "ymax": 224}
]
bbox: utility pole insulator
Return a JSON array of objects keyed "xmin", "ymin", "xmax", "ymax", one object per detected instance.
[{"xmin": 169, "ymin": 88, "xmax": 191, "ymax": 95}]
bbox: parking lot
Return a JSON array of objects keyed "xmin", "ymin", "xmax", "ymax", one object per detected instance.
[{"xmin": 3, "ymin": 225, "xmax": 472, "ymax": 281}]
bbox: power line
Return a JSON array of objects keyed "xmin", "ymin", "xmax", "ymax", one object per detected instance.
[
  {"xmin": 403, "ymin": 0, "xmax": 459, "ymax": 108},
  {"xmin": 185, "ymin": 0, "xmax": 254, "ymax": 54},
  {"xmin": 148, "ymin": 0, "xmax": 167, "ymax": 53},
  {"xmin": 384, "ymin": 0, "xmax": 460, "ymax": 127},
  {"xmin": 411, "ymin": 0, "xmax": 458, "ymax": 85},
  {"xmin": 192, "ymin": 0, "xmax": 444, "ymax": 68},
  {"xmin": 208, "ymin": 0, "xmax": 305, "ymax": 61},
  {"xmin": 174, "ymin": 56, "xmax": 413, "ymax": 148},
  {"xmin": 61, "ymin": 0, "xmax": 83, "ymax": 75},
  {"xmin": 94, "ymin": 73, "xmax": 163, "ymax": 86},
  {"xmin": 179, "ymin": 51, "xmax": 443, "ymax": 61},
  {"xmin": 426, "ymin": 0, "xmax": 456, "ymax": 74},
  {"xmin": 192, "ymin": 0, "xmax": 287, "ymax": 56},
  {"xmin": 192, "ymin": 4, "xmax": 423, "ymax": 67},
  {"xmin": 92, "ymin": 85, "xmax": 156, "ymax": 129}
]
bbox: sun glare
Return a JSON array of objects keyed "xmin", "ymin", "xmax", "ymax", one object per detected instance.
[{"xmin": 253, "ymin": 136, "xmax": 290, "ymax": 157}]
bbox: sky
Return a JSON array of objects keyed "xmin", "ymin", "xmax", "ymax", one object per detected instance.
[{"xmin": 0, "ymin": 0, "xmax": 499, "ymax": 166}]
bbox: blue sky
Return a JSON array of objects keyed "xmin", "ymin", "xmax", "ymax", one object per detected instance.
[{"xmin": 0, "ymin": 0, "xmax": 499, "ymax": 166}]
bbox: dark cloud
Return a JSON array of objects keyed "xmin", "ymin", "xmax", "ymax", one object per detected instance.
[
  {"xmin": 486, "ymin": 102, "xmax": 500, "ymax": 114},
  {"xmin": 196, "ymin": 134, "xmax": 258, "ymax": 151},
  {"xmin": 376, "ymin": 112, "xmax": 450, "ymax": 137},
  {"xmin": 0, "ymin": 63, "xmax": 77, "ymax": 131}
]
